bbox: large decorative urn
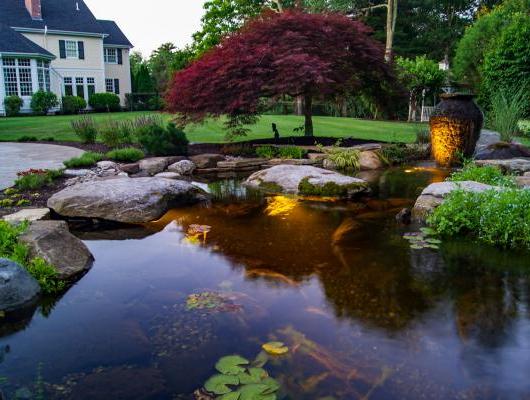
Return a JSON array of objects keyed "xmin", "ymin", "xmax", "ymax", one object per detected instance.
[{"xmin": 429, "ymin": 93, "xmax": 483, "ymax": 167}]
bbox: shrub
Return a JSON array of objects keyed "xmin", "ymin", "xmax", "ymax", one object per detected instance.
[
  {"xmin": 88, "ymin": 93, "xmax": 121, "ymax": 112},
  {"xmin": 519, "ymin": 120, "xmax": 530, "ymax": 137},
  {"xmin": 449, "ymin": 162, "xmax": 516, "ymax": 187},
  {"xmin": 62, "ymin": 95, "xmax": 87, "ymax": 114},
  {"xmin": 379, "ymin": 143, "xmax": 427, "ymax": 165},
  {"xmin": 428, "ymin": 188, "xmax": 530, "ymax": 250},
  {"xmin": 63, "ymin": 152, "xmax": 104, "ymax": 168},
  {"xmin": 136, "ymin": 122, "xmax": 189, "ymax": 156},
  {"xmin": 256, "ymin": 145, "xmax": 277, "ymax": 159},
  {"xmin": 30, "ymin": 90, "xmax": 58, "ymax": 115},
  {"xmin": 321, "ymin": 146, "xmax": 361, "ymax": 170},
  {"xmin": 106, "ymin": 147, "xmax": 145, "ymax": 162},
  {"xmin": 416, "ymin": 127, "xmax": 430, "ymax": 144},
  {"xmin": 487, "ymin": 86, "xmax": 527, "ymax": 142},
  {"xmin": 71, "ymin": 116, "xmax": 98, "ymax": 144},
  {"xmin": 278, "ymin": 146, "xmax": 307, "ymax": 159},
  {"xmin": 4, "ymin": 95, "xmax": 23, "ymax": 116},
  {"xmin": 16, "ymin": 136, "xmax": 38, "ymax": 142},
  {"xmin": 133, "ymin": 114, "xmax": 164, "ymax": 131},
  {"xmin": 14, "ymin": 169, "xmax": 63, "ymax": 190},
  {"xmin": 100, "ymin": 120, "xmax": 134, "ymax": 148},
  {"xmin": 0, "ymin": 221, "xmax": 65, "ymax": 294}
]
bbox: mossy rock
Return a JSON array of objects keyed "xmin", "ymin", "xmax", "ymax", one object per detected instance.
[{"xmin": 298, "ymin": 178, "xmax": 366, "ymax": 197}]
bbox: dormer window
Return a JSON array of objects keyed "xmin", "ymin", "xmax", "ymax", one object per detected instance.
[{"xmin": 104, "ymin": 48, "xmax": 117, "ymax": 64}]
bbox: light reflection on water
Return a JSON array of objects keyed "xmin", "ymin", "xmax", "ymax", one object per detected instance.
[{"xmin": 0, "ymin": 167, "xmax": 529, "ymax": 399}]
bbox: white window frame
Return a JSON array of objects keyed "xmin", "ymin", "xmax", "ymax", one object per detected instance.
[
  {"xmin": 37, "ymin": 60, "xmax": 51, "ymax": 92},
  {"xmin": 2, "ymin": 58, "xmax": 34, "ymax": 97},
  {"xmin": 104, "ymin": 48, "xmax": 118, "ymax": 64},
  {"xmin": 105, "ymin": 78, "xmax": 115, "ymax": 93},
  {"xmin": 65, "ymin": 40, "xmax": 79, "ymax": 59}
]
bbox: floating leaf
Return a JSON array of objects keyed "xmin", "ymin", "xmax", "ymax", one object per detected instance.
[
  {"xmin": 425, "ymin": 238, "xmax": 442, "ymax": 244},
  {"xmin": 251, "ymin": 351, "xmax": 269, "ymax": 368},
  {"xmin": 204, "ymin": 374, "xmax": 239, "ymax": 395},
  {"xmin": 260, "ymin": 378, "xmax": 280, "ymax": 394},
  {"xmin": 262, "ymin": 342, "xmax": 289, "ymax": 356},
  {"xmin": 420, "ymin": 227, "xmax": 436, "ymax": 235},
  {"xmin": 410, "ymin": 244, "xmax": 423, "ymax": 250},
  {"xmin": 238, "ymin": 368, "xmax": 269, "ymax": 385},
  {"xmin": 216, "ymin": 355, "xmax": 250, "ymax": 375},
  {"xmin": 426, "ymin": 244, "xmax": 440, "ymax": 249},
  {"xmin": 238, "ymin": 383, "xmax": 277, "ymax": 400},
  {"xmin": 219, "ymin": 393, "xmax": 241, "ymax": 400}
]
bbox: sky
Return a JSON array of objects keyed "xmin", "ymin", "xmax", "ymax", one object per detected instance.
[{"xmin": 84, "ymin": 0, "xmax": 206, "ymax": 57}]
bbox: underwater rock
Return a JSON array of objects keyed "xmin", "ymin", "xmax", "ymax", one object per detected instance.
[
  {"xmin": 48, "ymin": 177, "xmax": 209, "ymax": 224},
  {"xmin": 245, "ymin": 165, "xmax": 369, "ymax": 198},
  {"xmin": 0, "ymin": 258, "xmax": 40, "ymax": 313},
  {"xmin": 19, "ymin": 221, "xmax": 94, "ymax": 281},
  {"xmin": 412, "ymin": 181, "xmax": 499, "ymax": 223},
  {"xmin": 395, "ymin": 208, "xmax": 412, "ymax": 225}
]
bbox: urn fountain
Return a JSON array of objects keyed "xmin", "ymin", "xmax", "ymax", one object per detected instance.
[{"xmin": 429, "ymin": 93, "xmax": 483, "ymax": 167}]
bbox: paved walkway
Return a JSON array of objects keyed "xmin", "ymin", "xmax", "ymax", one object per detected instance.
[{"xmin": 0, "ymin": 143, "xmax": 84, "ymax": 190}]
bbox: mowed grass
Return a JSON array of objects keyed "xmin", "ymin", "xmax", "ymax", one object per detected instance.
[{"xmin": 0, "ymin": 111, "xmax": 425, "ymax": 143}]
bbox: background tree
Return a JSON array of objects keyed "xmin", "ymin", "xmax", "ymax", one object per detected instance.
[
  {"xmin": 167, "ymin": 11, "xmax": 395, "ymax": 138},
  {"xmin": 148, "ymin": 43, "xmax": 194, "ymax": 94},
  {"xmin": 396, "ymin": 56, "xmax": 446, "ymax": 121}
]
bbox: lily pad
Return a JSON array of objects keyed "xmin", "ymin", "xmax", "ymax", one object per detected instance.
[
  {"xmin": 420, "ymin": 227, "xmax": 436, "ymax": 235},
  {"xmin": 262, "ymin": 342, "xmax": 289, "ymax": 356},
  {"xmin": 204, "ymin": 374, "xmax": 239, "ymax": 395},
  {"xmin": 238, "ymin": 383, "xmax": 277, "ymax": 400},
  {"xmin": 426, "ymin": 238, "xmax": 442, "ymax": 244},
  {"xmin": 238, "ymin": 368, "xmax": 269, "ymax": 385},
  {"xmin": 219, "ymin": 393, "xmax": 241, "ymax": 400},
  {"xmin": 216, "ymin": 355, "xmax": 250, "ymax": 375}
]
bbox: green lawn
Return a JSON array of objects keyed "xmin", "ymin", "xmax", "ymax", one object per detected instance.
[{"xmin": 0, "ymin": 112, "xmax": 424, "ymax": 144}]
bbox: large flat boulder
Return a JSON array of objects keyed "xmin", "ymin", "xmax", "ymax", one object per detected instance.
[
  {"xmin": 19, "ymin": 221, "xmax": 94, "ymax": 281},
  {"xmin": 475, "ymin": 158, "xmax": 530, "ymax": 175},
  {"xmin": 412, "ymin": 181, "xmax": 499, "ymax": 222},
  {"xmin": 0, "ymin": 258, "xmax": 40, "ymax": 312},
  {"xmin": 474, "ymin": 142, "xmax": 530, "ymax": 160},
  {"xmin": 48, "ymin": 177, "xmax": 208, "ymax": 224},
  {"xmin": 2, "ymin": 208, "xmax": 50, "ymax": 223},
  {"xmin": 190, "ymin": 154, "xmax": 226, "ymax": 169},
  {"xmin": 245, "ymin": 165, "xmax": 369, "ymax": 198}
]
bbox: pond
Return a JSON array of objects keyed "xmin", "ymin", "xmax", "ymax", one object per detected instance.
[{"xmin": 1, "ymin": 167, "xmax": 529, "ymax": 400}]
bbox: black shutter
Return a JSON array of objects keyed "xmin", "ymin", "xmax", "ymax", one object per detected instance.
[
  {"xmin": 117, "ymin": 49, "xmax": 123, "ymax": 65},
  {"xmin": 78, "ymin": 41, "xmax": 85, "ymax": 60},
  {"xmin": 59, "ymin": 40, "xmax": 66, "ymax": 58},
  {"xmin": 114, "ymin": 79, "xmax": 120, "ymax": 94}
]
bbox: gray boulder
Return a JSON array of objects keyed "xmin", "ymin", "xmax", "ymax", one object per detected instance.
[
  {"xmin": 167, "ymin": 160, "xmax": 196, "ymax": 175},
  {"xmin": 475, "ymin": 158, "xmax": 530, "ymax": 175},
  {"xmin": 412, "ymin": 181, "xmax": 500, "ymax": 222},
  {"xmin": 474, "ymin": 142, "xmax": 530, "ymax": 160},
  {"xmin": 139, "ymin": 157, "xmax": 170, "ymax": 176},
  {"xmin": 19, "ymin": 221, "xmax": 94, "ymax": 281},
  {"xmin": 48, "ymin": 177, "xmax": 208, "ymax": 224},
  {"xmin": 0, "ymin": 258, "xmax": 40, "ymax": 312},
  {"xmin": 245, "ymin": 165, "xmax": 369, "ymax": 198},
  {"xmin": 190, "ymin": 154, "xmax": 226, "ymax": 169}
]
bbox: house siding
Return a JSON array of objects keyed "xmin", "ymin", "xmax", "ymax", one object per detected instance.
[{"xmin": 104, "ymin": 48, "xmax": 131, "ymax": 105}]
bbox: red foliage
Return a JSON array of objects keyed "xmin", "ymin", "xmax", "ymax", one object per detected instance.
[{"xmin": 166, "ymin": 11, "xmax": 396, "ymax": 134}]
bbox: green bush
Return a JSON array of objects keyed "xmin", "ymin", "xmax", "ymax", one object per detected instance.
[
  {"xmin": 14, "ymin": 169, "xmax": 63, "ymax": 190},
  {"xmin": 100, "ymin": 120, "xmax": 134, "ymax": 148},
  {"xmin": 136, "ymin": 122, "xmax": 188, "ymax": 156},
  {"xmin": 88, "ymin": 93, "xmax": 121, "ymax": 112},
  {"xmin": 4, "ymin": 95, "xmax": 23, "ymax": 116},
  {"xmin": 449, "ymin": 162, "xmax": 516, "ymax": 187},
  {"xmin": 0, "ymin": 221, "xmax": 65, "ymax": 294},
  {"xmin": 63, "ymin": 152, "xmax": 104, "ymax": 168},
  {"xmin": 428, "ymin": 188, "xmax": 530, "ymax": 249},
  {"xmin": 255, "ymin": 145, "xmax": 277, "ymax": 159},
  {"xmin": 320, "ymin": 146, "xmax": 361, "ymax": 170},
  {"xmin": 487, "ymin": 87, "xmax": 527, "ymax": 142},
  {"xmin": 71, "ymin": 116, "xmax": 98, "ymax": 144},
  {"xmin": 106, "ymin": 147, "xmax": 145, "ymax": 162},
  {"xmin": 519, "ymin": 120, "xmax": 530, "ymax": 137},
  {"xmin": 30, "ymin": 90, "xmax": 58, "ymax": 115},
  {"xmin": 278, "ymin": 146, "xmax": 307, "ymax": 159},
  {"xmin": 62, "ymin": 95, "xmax": 87, "ymax": 114}
]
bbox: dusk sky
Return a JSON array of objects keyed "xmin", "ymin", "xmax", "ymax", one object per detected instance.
[{"xmin": 84, "ymin": 0, "xmax": 206, "ymax": 57}]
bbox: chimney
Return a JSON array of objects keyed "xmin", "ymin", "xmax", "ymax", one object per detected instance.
[{"xmin": 25, "ymin": 0, "xmax": 42, "ymax": 20}]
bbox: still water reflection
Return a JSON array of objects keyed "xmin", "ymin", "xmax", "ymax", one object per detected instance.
[{"xmin": 0, "ymin": 167, "xmax": 529, "ymax": 399}]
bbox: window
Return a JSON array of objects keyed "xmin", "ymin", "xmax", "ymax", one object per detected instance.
[
  {"xmin": 65, "ymin": 40, "xmax": 79, "ymax": 58},
  {"xmin": 106, "ymin": 78, "xmax": 114, "ymax": 93},
  {"xmin": 87, "ymin": 77, "xmax": 95, "ymax": 98},
  {"xmin": 104, "ymin": 48, "xmax": 117, "ymax": 64},
  {"xmin": 76, "ymin": 77, "xmax": 85, "ymax": 99},
  {"xmin": 64, "ymin": 77, "xmax": 73, "ymax": 96},
  {"xmin": 2, "ymin": 58, "xmax": 34, "ymax": 97},
  {"xmin": 37, "ymin": 60, "xmax": 51, "ymax": 92}
]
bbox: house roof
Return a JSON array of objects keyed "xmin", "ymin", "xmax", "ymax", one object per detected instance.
[
  {"xmin": 0, "ymin": 23, "xmax": 54, "ymax": 58},
  {"xmin": 0, "ymin": 0, "xmax": 106, "ymax": 35},
  {"xmin": 98, "ymin": 20, "xmax": 133, "ymax": 47}
]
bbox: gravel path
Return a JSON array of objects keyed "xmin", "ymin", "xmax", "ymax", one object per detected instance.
[{"xmin": 0, "ymin": 143, "xmax": 84, "ymax": 190}]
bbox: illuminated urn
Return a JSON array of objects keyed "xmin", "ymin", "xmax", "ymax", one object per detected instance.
[{"xmin": 430, "ymin": 93, "xmax": 483, "ymax": 167}]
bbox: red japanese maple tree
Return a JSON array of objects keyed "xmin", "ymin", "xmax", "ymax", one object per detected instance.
[{"xmin": 166, "ymin": 11, "xmax": 396, "ymax": 137}]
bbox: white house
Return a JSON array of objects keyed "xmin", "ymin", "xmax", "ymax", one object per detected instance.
[{"xmin": 0, "ymin": 0, "xmax": 133, "ymax": 115}]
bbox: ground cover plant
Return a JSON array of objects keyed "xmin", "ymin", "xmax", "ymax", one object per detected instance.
[
  {"xmin": 428, "ymin": 189, "xmax": 530, "ymax": 250},
  {"xmin": 63, "ymin": 152, "xmax": 104, "ymax": 169},
  {"xmin": 449, "ymin": 162, "xmax": 516, "ymax": 187},
  {"xmin": 0, "ymin": 221, "xmax": 65, "ymax": 294},
  {"xmin": 105, "ymin": 147, "xmax": 145, "ymax": 162},
  {"xmin": 14, "ymin": 169, "xmax": 63, "ymax": 191},
  {"xmin": 71, "ymin": 116, "xmax": 98, "ymax": 144}
]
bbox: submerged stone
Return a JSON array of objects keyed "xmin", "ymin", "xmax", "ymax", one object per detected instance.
[
  {"xmin": 0, "ymin": 258, "xmax": 40, "ymax": 312},
  {"xmin": 245, "ymin": 165, "xmax": 369, "ymax": 198}
]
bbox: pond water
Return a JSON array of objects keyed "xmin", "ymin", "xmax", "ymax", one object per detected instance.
[{"xmin": 1, "ymin": 167, "xmax": 530, "ymax": 400}]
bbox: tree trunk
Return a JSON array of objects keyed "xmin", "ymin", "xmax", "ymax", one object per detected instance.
[
  {"xmin": 304, "ymin": 94, "xmax": 314, "ymax": 137},
  {"xmin": 384, "ymin": 0, "xmax": 398, "ymax": 62}
]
